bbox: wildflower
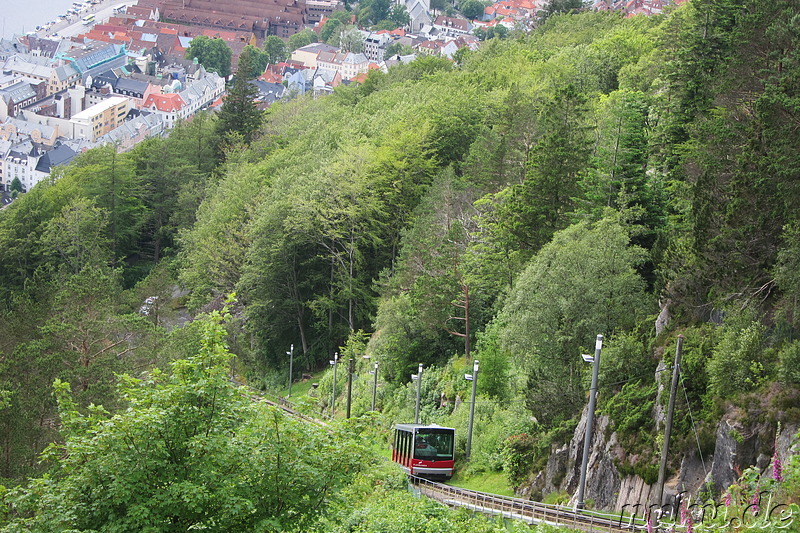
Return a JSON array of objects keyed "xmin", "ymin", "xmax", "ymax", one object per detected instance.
[
  {"xmin": 751, "ymin": 488, "xmax": 760, "ymax": 515},
  {"xmin": 646, "ymin": 516, "xmax": 654, "ymax": 533},
  {"xmin": 773, "ymin": 454, "xmax": 783, "ymax": 482},
  {"xmin": 723, "ymin": 492, "xmax": 731, "ymax": 507}
]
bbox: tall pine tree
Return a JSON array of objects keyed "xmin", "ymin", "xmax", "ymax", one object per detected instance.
[{"xmin": 216, "ymin": 51, "xmax": 263, "ymax": 147}]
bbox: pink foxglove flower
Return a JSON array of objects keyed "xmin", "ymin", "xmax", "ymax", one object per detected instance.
[{"xmin": 773, "ymin": 453, "xmax": 783, "ymax": 483}]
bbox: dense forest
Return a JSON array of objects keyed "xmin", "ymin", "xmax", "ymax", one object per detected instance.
[{"xmin": 1, "ymin": 0, "xmax": 800, "ymax": 530}]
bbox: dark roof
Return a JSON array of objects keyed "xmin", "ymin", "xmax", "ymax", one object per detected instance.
[
  {"xmin": 91, "ymin": 69, "xmax": 120, "ymax": 89},
  {"xmin": 250, "ymin": 80, "xmax": 285, "ymax": 104},
  {"xmin": 34, "ymin": 144, "xmax": 78, "ymax": 173},
  {"xmin": 115, "ymin": 77, "xmax": 149, "ymax": 94}
]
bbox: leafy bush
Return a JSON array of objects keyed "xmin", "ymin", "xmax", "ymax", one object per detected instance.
[
  {"xmin": 707, "ymin": 317, "xmax": 769, "ymax": 399},
  {"xmin": 602, "ymin": 380, "xmax": 656, "ymax": 450},
  {"xmin": 502, "ymin": 432, "xmax": 538, "ymax": 487},
  {"xmin": 777, "ymin": 340, "xmax": 800, "ymax": 385}
]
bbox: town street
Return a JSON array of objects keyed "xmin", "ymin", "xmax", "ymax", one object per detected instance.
[{"xmin": 41, "ymin": 0, "xmax": 138, "ymax": 39}]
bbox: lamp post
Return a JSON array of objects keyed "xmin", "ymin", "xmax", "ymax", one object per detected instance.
[
  {"xmin": 286, "ymin": 344, "xmax": 294, "ymax": 399},
  {"xmin": 576, "ymin": 334, "xmax": 603, "ymax": 510},
  {"xmin": 465, "ymin": 359, "xmax": 479, "ymax": 461},
  {"xmin": 329, "ymin": 352, "xmax": 339, "ymax": 417},
  {"xmin": 346, "ymin": 357, "xmax": 355, "ymax": 418},
  {"xmin": 412, "ymin": 364, "xmax": 423, "ymax": 424},
  {"xmin": 370, "ymin": 362, "xmax": 379, "ymax": 411},
  {"xmin": 655, "ymin": 335, "xmax": 684, "ymax": 507}
]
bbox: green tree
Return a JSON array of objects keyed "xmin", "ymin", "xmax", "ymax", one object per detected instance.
[
  {"xmin": 321, "ymin": 19, "xmax": 344, "ymax": 43},
  {"xmin": 288, "ymin": 28, "xmax": 318, "ymax": 51},
  {"xmin": 384, "ymin": 42, "xmax": 414, "ymax": 57},
  {"xmin": 357, "ymin": 0, "xmax": 392, "ymax": 25},
  {"xmin": 494, "ymin": 85, "xmax": 592, "ymax": 255},
  {"xmin": 1, "ymin": 303, "xmax": 366, "ymax": 531},
  {"xmin": 388, "ymin": 4, "xmax": 411, "ymax": 26},
  {"xmin": 238, "ymin": 44, "xmax": 269, "ymax": 79},
  {"xmin": 540, "ymin": 0, "xmax": 586, "ymax": 22},
  {"xmin": 72, "ymin": 145, "xmax": 146, "ymax": 264},
  {"xmin": 215, "ymin": 52, "xmax": 263, "ymax": 146},
  {"xmin": 496, "ymin": 217, "xmax": 650, "ymax": 424},
  {"xmin": 39, "ymin": 198, "xmax": 110, "ymax": 275},
  {"xmin": 336, "ymin": 27, "xmax": 366, "ymax": 53},
  {"xmin": 132, "ymin": 114, "xmax": 218, "ymax": 263},
  {"xmin": 185, "ymin": 35, "xmax": 232, "ymax": 78},
  {"xmin": 263, "ymin": 35, "xmax": 288, "ymax": 64},
  {"xmin": 706, "ymin": 311, "xmax": 771, "ymax": 399},
  {"xmin": 460, "ymin": 0, "xmax": 485, "ymax": 20},
  {"xmin": 9, "ymin": 177, "xmax": 23, "ymax": 195}
]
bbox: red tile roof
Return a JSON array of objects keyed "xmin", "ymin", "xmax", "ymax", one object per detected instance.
[{"xmin": 143, "ymin": 92, "xmax": 185, "ymax": 112}]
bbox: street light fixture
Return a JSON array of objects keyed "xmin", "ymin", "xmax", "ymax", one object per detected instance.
[
  {"xmin": 465, "ymin": 359, "xmax": 479, "ymax": 461},
  {"xmin": 411, "ymin": 363, "xmax": 423, "ymax": 424},
  {"xmin": 329, "ymin": 352, "xmax": 339, "ymax": 417},
  {"xmin": 576, "ymin": 334, "xmax": 603, "ymax": 510},
  {"xmin": 369, "ymin": 362, "xmax": 379, "ymax": 411},
  {"xmin": 286, "ymin": 344, "xmax": 294, "ymax": 399}
]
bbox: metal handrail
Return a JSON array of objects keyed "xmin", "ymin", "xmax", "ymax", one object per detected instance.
[{"xmin": 409, "ymin": 475, "xmax": 648, "ymax": 533}]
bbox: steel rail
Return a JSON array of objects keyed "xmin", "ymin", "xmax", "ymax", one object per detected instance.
[{"xmin": 409, "ymin": 476, "xmax": 648, "ymax": 533}]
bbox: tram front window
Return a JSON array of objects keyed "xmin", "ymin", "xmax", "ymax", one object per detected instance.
[{"xmin": 413, "ymin": 430, "xmax": 454, "ymax": 461}]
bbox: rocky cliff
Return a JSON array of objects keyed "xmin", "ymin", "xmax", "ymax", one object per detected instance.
[{"xmin": 520, "ymin": 403, "xmax": 798, "ymax": 513}]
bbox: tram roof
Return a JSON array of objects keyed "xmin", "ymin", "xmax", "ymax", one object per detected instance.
[{"xmin": 394, "ymin": 423, "xmax": 455, "ymax": 432}]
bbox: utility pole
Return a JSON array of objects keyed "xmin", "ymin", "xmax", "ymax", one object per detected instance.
[
  {"xmin": 346, "ymin": 357, "xmax": 355, "ymax": 418},
  {"xmin": 413, "ymin": 364, "xmax": 423, "ymax": 424},
  {"xmin": 370, "ymin": 362, "xmax": 378, "ymax": 411},
  {"xmin": 655, "ymin": 335, "xmax": 683, "ymax": 507},
  {"xmin": 286, "ymin": 344, "xmax": 294, "ymax": 399},
  {"xmin": 329, "ymin": 352, "xmax": 338, "ymax": 417},
  {"xmin": 465, "ymin": 359, "xmax": 479, "ymax": 461},
  {"xmin": 577, "ymin": 334, "xmax": 603, "ymax": 510}
]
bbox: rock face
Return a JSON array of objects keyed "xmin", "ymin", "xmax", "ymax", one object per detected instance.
[
  {"xmin": 561, "ymin": 406, "xmax": 622, "ymax": 510},
  {"xmin": 519, "ymin": 404, "xmax": 799, "ymax": 514}
]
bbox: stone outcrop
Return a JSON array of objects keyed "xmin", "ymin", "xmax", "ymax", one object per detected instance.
[
  {"xmin": 562, "ymin": 407, "xmax": 622, "ymax": 510},
  {"xmin": 521, "ymin": 403, "xmax": 799, "ymax": 514}
]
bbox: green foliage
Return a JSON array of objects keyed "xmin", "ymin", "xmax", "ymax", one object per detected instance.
[
  {"xmin": 707, "ymin": 312, "xmax": 771, "ymax": 399},
  {"xmin": 9, "ymin": 177, "xmax": 23, "ymax": 194},
  {"xmin": 598, "ymin": 331, "xmax": 653, "ymax": 390},
  {"xmin": 288, "ymin": 28, "xmax": 318, "ymax": 51},
  {"xmin": 473, "ymin": 328, "xmax": 511, "ymax": 401},
  {"xmin": 460, "ymin": 0, "xmax": 485, "ymax": 20},
  {"xmin": 185, "ymin": 35, "xmax": 232, "ymax": 78},
  {"xmin": 777, "ymin": 341, "xmax": 800, "ymax": 386},
  {"xmin": 384, "ymin": 42, "xmax": 414, "ymax": 58},
  {"xmin": 216, "ymin": 53, "xmax": 263, "ymax": 146},
  {"xmin": 387, "ymin": 4, "xmax": 410, "ymax": 27},
  {"xmin": 602, "ymin": 381, "xmax": 656, "ymax": 447},
  {"xmin": 263, "ymin": 35, "xmax": 288, "ymax": 64},
  {"xmin": 4, "ymin": 3, "xmax": 800, "ymax": 509},
  {"xmin": 497, "ymin": 216, "xmax": 651, "ymax": 424},
  {"xmin": 502, "ymin": 432, "xmax": 537, "ymax": 487},
  {"xmin": 238, "ymin": 44, "xmax": 270, "ymax": 79},
  {"xmin": 314, "ymin": 482, "xmax": 534, "ymax": 533},
  {"xmin": 1, "ymin": 304, "xmax": 369, "ymax": 531}
]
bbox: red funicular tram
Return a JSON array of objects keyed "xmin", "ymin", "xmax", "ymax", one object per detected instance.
[{"xmin": 392, "ymin": 424, "xmax": 455, "ymax": 480}]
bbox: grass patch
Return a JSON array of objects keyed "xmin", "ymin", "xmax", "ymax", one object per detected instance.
[
  {"xmin": 448, "ymin": 471, "xmax": 514, "ymax": 497},
  {"xmin": 287, "ymin": 375, "xmax": 320, "ymax": 400}
]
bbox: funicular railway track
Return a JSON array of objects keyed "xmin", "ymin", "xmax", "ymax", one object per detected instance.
[
  {"xmin": 410, "ymin": 476, "xmax": 648, "ymax": 533},
  {"xmin": 232, "ymin": 377, "xmax": 330, "ymax": 427},
  {"xmin": 235, "ymin": 378, "xmax": 644, "ymax": 532}
]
